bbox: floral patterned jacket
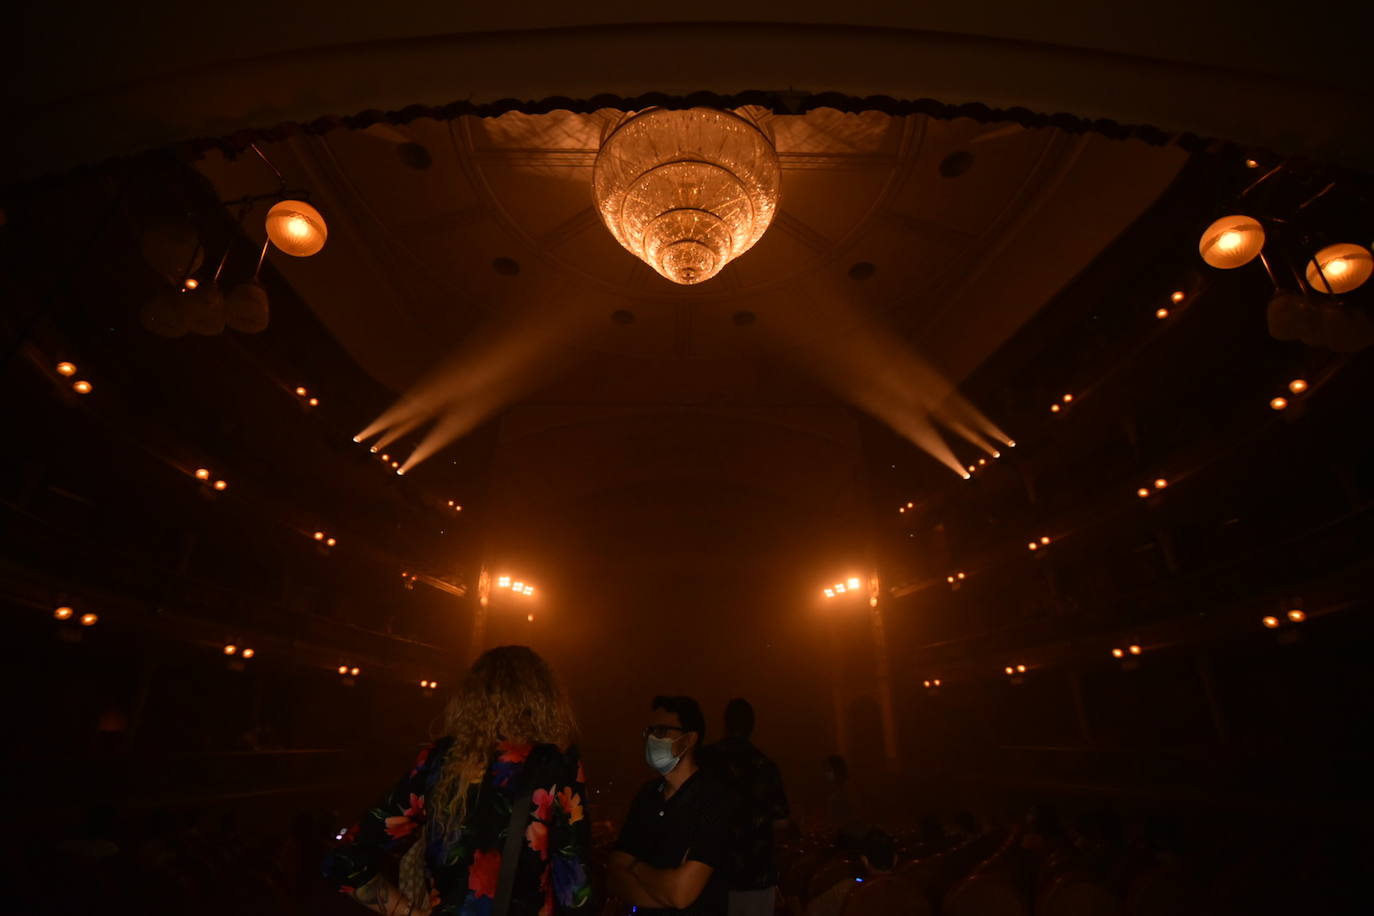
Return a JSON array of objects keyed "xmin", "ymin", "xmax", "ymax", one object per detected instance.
[{"xmin": 322, "ymin": 737, "xmax": 593, "ymax": 915}]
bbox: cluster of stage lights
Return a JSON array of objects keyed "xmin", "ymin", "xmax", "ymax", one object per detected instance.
[
  {"xmin": 55, "ymin": 361, "xmax": 93, "ymax": 395},
  {"xmin": 1269, "ymin": 378, "xmax": 1309, "ymax": 411},
  {"xmin": 823, "ymin": 577, "xmax": 863, "ymax": 598},
  {"xmin": 922, "ymin": 678, "xmax": 942, "ymax": 688},
  {"xmin": 446, "ymin": 500, "xmax": 463, "ymax": 512},
  {"xmin": 1136, "ymin": 478, "xmax": 1169, "ymax": 499},
  {"xmin": 496, "ymin": 576, "xmax": 536, "ymax": 597},
  {"xmin": 1262, "ymin": 609, "xmax": 1307, "ymax": 629},
  {"xmin": 1004, "ymin": 664, "xmax": 1028, "ymax": 676},
  {"xmin": 337, "ymin": 665, "xmax": 361, "ymax": 677},
  {"xmin": 312, "ymin": 530, "xmax": 338, "ymax": 548},
  {"xmin": 1049, "ymin": 393, "xmax": 1074, "ymax": 414},
  {"xmin": 193, "ymin": 467, "xmax": 229, "ymax": 491},
  {"xmin": 963, "ymin": 447, "xmax": 1004, "ymax": 476},
  {"xmin": 223, "ymin": 644, "xmax": 256, "ymax": 659},
  {"xmin": 946, "ymin": 571, "xmax": 967, "ymax": 586},
  {"xmin": 419, "ymin": 679, "xmax": 439, "ymax": 690},
  {"xmin": 293, "ymin": 386, "xmax": 320, "ymax": 408},
  {"xmin": 1155, "ymin": 289, "xmax": 1187, "ymax": 320},
  {"xmin": 1110, "ymin": 644, "xmax": 1143, "ymax": 658},
  {"xmin": 366, "ymin": 445, "xmax": 404, "ymax": 473},
  {"xmin": 1027, "ymin": 535, "xmax": 1052, "ymax": 551},
  {"xmin": 54, "ymin": 605, "xmax": 98, "ymax": 626}
]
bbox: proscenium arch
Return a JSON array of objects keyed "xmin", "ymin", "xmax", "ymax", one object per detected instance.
[{"xmin": 11, "ymin": 16, "xmax": 1374, "ymax": 181}]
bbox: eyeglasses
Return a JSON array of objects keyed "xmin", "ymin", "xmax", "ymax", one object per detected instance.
[{"xmin": 643, "ymin": 725, "xmax": 687, "ymax": 740}]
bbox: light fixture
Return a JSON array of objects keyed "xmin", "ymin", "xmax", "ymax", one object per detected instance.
[
  {"xmin": 195, "ymin": 468, "xmax": 211, "ymax": 481},
  {"xmin": 592, "ymin": 108, "xmax": 780, "ymax": 285},
  {"xmin": 523, "ymin": 586, "xmax": 534, "ymax": 596},
  {"xmin": 313, "ymin": 531, "xmax": 325, "ymax": 541},
  {"xmin": 1137, "ymin": 488, "xmax": 1150, "ymax": 498},
  {"xmin": 1154, "ymin": 478, "xmax": 1168, "ymax": 489},
  {"xmin": 325, "ymin": 537, "xmax": 337, "ymax": 547},
  {"xmin": 1245, "ymin": 158, "xmax": 1259, "ymax": 169},
  {"xmin": 824, "ymin": 588, "xmax": 836, "ymax": 597},
  {"xmin": 846, "ymin": 577, "xmax": 861, "ymax": 589},
  {"xmin": 932, "ymin": 679, "xmax": 941, "ymax": 687},
  {"xmin": 54, "ymin": 606, "xmax": 73, "ymax": 620},
  {"xmin": 420, "ymin": 679, "xmax": 430, "ymax": 688},
  {"xmin": 957, "ymin": 572, "xmax": 966, "ymax": 580},
  {"xmin": 512, "ymin": 581, "xmax": 524, "ymax": 592},
  {"xmin": 337, "ymin": 665, "xmax": 349, "ymax": 675},
  {"xmin": 1128, "ymin": 644, "xmax": 1142, "ymax": 655},
  {"xmin": 498, "ymin": 576, "xmax": 511, "ymax": 588},
  {"xmin": 978, "ymin": 458, "xmax": 986, "ymax": 466},
  {"xmin": 1199, "ymin": 215, "xmax": 1265, "ymax": 269},
  {"xmin": 1156, "ymin": 308, "xmax": 1170, "ymax": 319},
  {"xmin": 224, "ymin": 644, "xmax": 238, "ymax": 655},
  {"xmin": 295, "ymin": 387, "xmax": 308, "ymax": 397},
  {"xmin": 380, "ymin": 454, "xmax": 389, "ymax": 462},
  {"xmin": 1288, "ymin": 379, "xmax": 1308, "ymax": 394},
  {"xmin": 308, "ymin": 397, "xmax": 319, "ymax": 407},
  {"xmin": 265, "ymin": 200, "xmax": 328, "ymax": 257},
  {"xmin": 1040, "ymin": 536, "xmax": 1051, "ymax": 545},
  {"xmin": 1287, "ymin": 609, "xmax": 1306, "ymax": 622},
  {"xmin": 1050, "ymin": 404, "xmax": 1061, "ymax": 413},
  {"xmin": 923, "ymin": 680, "xmax": 931, "ymax": 687},
  {"xmin": 834, "ymin": 583, "xmax": 846, "ymax": 593},
  {"xmin": 1270, "ymin": 397, "xmax": 1288, "ymax": 411},
  {"xmin": 213, "ymin": 479, "xmax": 228, "ymax": 491},
  {"xmin": 447, "ymin": 500, "xmax": 455, "ymax": 507},
  {"xmin": 868, "ymin": 596, "xmax": 878, "ymax": 607},
  {"xmin": 72, "ymin": 380, "xmax": 93, "ymax": 394},
  {"xmin": 80, "ymin": 613, "xmax": 98, "ymax": 626},
  {"xmin": 1028, "ymin": 542, "xmax": 1038, "ymax": 551},
  {"xmin": 1170, "ymin": 290, "xmax": 1186, "ymax": 303},
  {"xmin": 1112, "ymin": 648, "xmax": 1124, "ymax": 658},
  {"xmin": 906, "ymin": 502, "xmax": 914, "ymax": 508},
  {"xmin": 1004, "ymin": 666, "xmax": 1014, "ymax": 675},
  {"xmin": 1262, "ymin": 615, "xmax": 1280, "ymax": 629},
  {"xmin": 349, "ymin": 666, "xmax": 360, "ymax": 676},
  {"xmin": 241, "ymin": 648, "xmax": 255, "ymax": 659},
  {"xmin": 56, "ymin": 362, "xmax": 76, "ymax": 376},
  {"xmin": 1305, "ymin": 243, "xmax": 1373, "ymax": 295},
  {"xmin": 1016, "ymin": 664, "xmax": 1026, "ymax": 673},
  {"xmin": 967, "ymin": 464, "xmax": 976, "ymax": 473},
  {"xmin": 1062, "ymin": 394, "xmax": 1074, "ymax": 403},
  {"xmin": 183, "ymin": 277, "xmax": 199, "ymax": 290},
  {"xmin": 946, "ymin": 576, "xmax": 955, "ymax": 584},
  {"xmin": 527, "ymin": 614, "xmax": 535, "ymax": 622}
]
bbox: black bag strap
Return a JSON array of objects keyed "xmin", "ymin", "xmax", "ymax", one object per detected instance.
[{"xmin": 493, "ymin": 786, "xmax": 533, "ymax": 916}]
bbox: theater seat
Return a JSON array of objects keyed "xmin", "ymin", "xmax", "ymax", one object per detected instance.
[
  {"xmin": 806, "ymin": 857, "xmax": 861, "ymax": 902},
  {"xmin": 839, "ymin": 875, "xmax": 932, "ymax": 916},
  {"xmin": 942, "ymin": 873, "xmax": 1030, "ymax": 916}
]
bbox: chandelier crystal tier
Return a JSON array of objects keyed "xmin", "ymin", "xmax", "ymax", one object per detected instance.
[{"xmin": 592, "ymin": 108, "xmax": 780, "ymax": 285}]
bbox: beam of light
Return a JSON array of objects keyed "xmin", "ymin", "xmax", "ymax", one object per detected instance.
[
  {"xmin": 760, "ymin": 283, "xmax": 1011, "ymax": 477},
  {"xmin": 361, "ymin": 283, "xmax": 596, "ymax": 473}
]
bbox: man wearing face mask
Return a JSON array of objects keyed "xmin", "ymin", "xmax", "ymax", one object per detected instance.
[{"xmin": 608, "ymin": 696, "xmax": 730, "ymax": 915}]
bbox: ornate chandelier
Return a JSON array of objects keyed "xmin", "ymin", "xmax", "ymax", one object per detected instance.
[{"xmin": 592, "ymin": 108, "xmax": 780, "ymax": 285}]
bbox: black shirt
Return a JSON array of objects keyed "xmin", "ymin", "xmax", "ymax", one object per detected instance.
[
  {"xmin": 613, "ymin": 769, "xmax": 730, "ymax": 915},
  {"xmin": 701, "ymin": 736, "xmax": 791, "ymax": 891}
]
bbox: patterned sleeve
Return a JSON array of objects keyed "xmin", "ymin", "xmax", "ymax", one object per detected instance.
[
  {"xmin": 550, "ymin": 746, "xmax": 594, "ymax": 913},
  {"xmin": 321, "ymin": 742, "xmax": 439, "ymax": 894}
]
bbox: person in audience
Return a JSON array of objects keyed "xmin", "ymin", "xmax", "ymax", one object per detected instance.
[
  {"xmin": 608, "ymin": 695, "xmax": 731, "ymax": 914},
  {"xmin": 322, "ymin": 645, "xmax": 593, "ymax": 915},
  {"xmin": 822, "ymin": 755, "xmax": 865, "ymax": 849},
  {"xmin": 805, "ymin": 828, "xmax": 897, "ymax": 916},
  {"xmin": 701, "ymin": 698, "xmax": 791, "ymax": 916}
]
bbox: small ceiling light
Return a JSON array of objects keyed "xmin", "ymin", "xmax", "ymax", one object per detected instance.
[
  {"xmin": 380, "ymin": 454, "xmax": 390, "ymax": 462},
  {"xmin": 369, "ymin": 446, "xmax": 378, "ymax": 454},
  {"xmin": 1270, "ymin": 397, "xmax": 1288, "ymax": 411},
  {"xmin": 524, "ymin": 586, "xmax": 534, "ymax": 596},
  {"xmin": 72, "ymin": 380, "xmax": 93, "ymax": 394},
  {"xmin": 834, "ymin": 583, "xmax": 846, "ymax": 593},
  {"xmin": 1287, "ymin": 609, "xmax": 1306, "ymax": 622},
  {"xmin": 978, "ymin": 458, "xmax": 986, "ymax": 466},
  {"xmin": 869, "ymin": 596, "xmax": 878, "ymax": 607},
  {"xmin": 338, "ymin": 665, "xmax": 349, "ymax": 675},
  {"xmin": 265, "ymin": 200, "xmax": 328, "ymax": 257},
  {"xmin": 1062, "ymin": 393, "xmax": 1074, "ymax": 403},
  {"xmin": 1262, "ymin": 615, "xmax": 1280, "ymax": 629},
  {"xmin": 54, "ymin": 606, "xmax": 74, "ymax": 620},
  {"xmin": 1288, "ymin": 379, "xmax": 1308, "ymax": 394},
  {"xmin": 1050, "ymin": 404, "xmax": 1061, "ymax": 413},
  {"xmin": 295, "ymin": 387, "xmax": 307, "ymax": 397},
  {"xmin": 213, "ymin": 479, "xmax": 228, "ymax": 491},
  {"xmin": 1154, "ymin": 478, "xmax": 1168, "ymax": 489},
  {"xmin": 824, "ymin": 588, "xmax": 836, "ymax": 597},
  {"xmin": 429, "ymin": 681, "xmax": 438, "ymax": 689},
  {"xmin": 1199, "ymin": 215, "xmax": 1265, "ymax": 269},
  {"xmin": 498, "ymin": 577, "xmax": 511, "ymax": 588},
  {"xmin": 527, "ymin": 614, "xmax": 535, "ymax": 622},
  {"xmin": 349, "ymin": 666, "xmax": 360, "ymax": 676},
  {"xmin": 1028, "ymin": 542, "xmax": 1038, "ymax": 551},
  {"xmin": 454, "ymin": 505, "xmax": 462, "ymax": 511},
  {"xmin": 1305, "ymin": 243, "xmax": 1373, "ymax": 295},
  {"xmin": 946, "ymin": 576, "xmax": 955, "ymax": 584},
  {"xmin": 1041, "ymin": 536, "xmax": 1051, "ymax": 545},
  {"xmin": 1245, "ymin": 158, "xmax": 1259, "ymax": 169},
  {"xmin": 924, "ymin": 680, "xmax": 931, "ymax": 688},
  {"xmin": 224, "ymin": 644, "xmax": 238, "ymax": 655},
  {"xmin": 420, "ymin": 679, "xmax": 430, "ymax": 688},
  {"xmin": 1137, "ymin": 487, "xmax": 1151, "ymax": 498},
  {"xmin": 1170, "ymin": 290, "xmax": 1186, "ymax": 303},
  {"xmin": 847, "ymin": 577, "xmax": 861, "ymax": 589},
  {"xmin": 195, "ymin": 468, "xmax": 211, "ymax": 480},
  {"xmin": 1156, "ymin": 307, "xmax": 1170, "ymax": 319},
  {"xmin": 390, "ymin": 461, "xmax": 400, "ymax": 469},
  {"xmin": 1016, "ymin": 664, "xmax": 1026, "ymax": 673},
  {"xmin": 1128, "ymin": 644, "xmax": 1142, "ymax": 655},
  {"xmin": 308, "ymin": 397, "xmax": 319, "ymax": 407},
  {"xmin": 447, "ymin": 500, "xmax": 455, "ymax": 507},
  {"xmin": 967, "ymin": 464, "xmax": 976, "ymax": 473},
  {"xmin": 80, "ymin": 613, "xmax": 98, "ymax": 626},
  {"xmin": 932, "ymin": 679, "xmax": 941, "ymax": 686},
  {"xmin": 325, "ymin": 537, "xmax": 337, "ymax": 547},
  {"xmin": 513, "ymin": 581, "xmax": 524, "ymax": 592},
  {"xmin": 183, "ymin": 277, "xmax": 199, "ymax": 290},
  {"xmin": 1005, "ymin": 666, "xmax": 1015, "ymax": 675},
  {"xmin": 241, "ymin": 648, "xmax": 255, "ymax": 659},
  {"xmin": 1112, "ymin": 648, "xmax": 1124, "ymax": 658},
  {"xmin": 55, "ymin": 362, "xmax": 77, "ymax": 376},
  {"xmin": 1007, "ymin": 440, "xmax": 1017, "ymax": 448},
  {"xmin": 957, "ymin": 572, "xmax": 966, "ymax": 580},
  {"xmin": 899, "ymin": 507, "xmax": 906, "ymax": 514},
  {"xmin": 313, "ymin": 531, "xmax": 325, "ymax": 541},
  {"xmin": 906, "ymin": 501, "xmax": 914, "ymax": 508}
]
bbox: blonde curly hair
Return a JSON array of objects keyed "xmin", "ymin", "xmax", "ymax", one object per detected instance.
[{"xmin": 429, "ymin": 645, "xmax": 577, "ymax": 833}]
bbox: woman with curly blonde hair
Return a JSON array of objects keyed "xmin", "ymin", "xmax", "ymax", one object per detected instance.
[{"xmin": 324, "ymin": 645, "xmax": 593, "ymax": 915}]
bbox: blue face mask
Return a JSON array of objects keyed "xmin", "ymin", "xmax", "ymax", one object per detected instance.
[{"xmin": 644, "ymin": 735, "xmax": 683, "ymax": 775}]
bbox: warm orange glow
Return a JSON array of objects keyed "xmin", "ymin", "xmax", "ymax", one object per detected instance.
[
  {"xmin": 1245, "ymin": 159, "xmax": 1259, "ymax": 169},
  {"xmin": 1171, "ymin": 290, "xmax": 1186, "ymax": 303},
  {"xmin": 932, "ymin": 678, "xmax": 941, "ymax": 686},
  {"xmin": 527, "ymin": 614, "xmax": 535, "ymax": 622},
  {"xmin": 338, "ymin": 666, "xmax": 349, "ymax": 675},
  {"xmin": 183, "ymin": 278, "xmax": 199, "ymax": 290},
  {"xmin": 923, "ymin": 680, "xmax": 931, "ymax": 687},
  {"xmin": 266, "ymin": 200, "xmax": 328, "ymax": 257},
  {"xmin": 1305, "ymin": 243, "xmax": 1373, "ymax": 295},
  {"xmin": 957, "ymin": 572, "xmax": 966, "ymax": 580},
  {"xmin": 1270, "ymin": 397, "xmax": 1288, "ymax": 411},
  {"xmin": 295, "ymin": 387, "xmax": 307, "ymax": 396},
  {"xmin": 1041, "ymin": 536, "xmax": 1051, "ymax": 545},
  {"xmin": 1199, "ymin": 215, "xmax": 1265, "ymax": 269},
  {"xmin": 241, "ymin": 648, "xmax": 255, "ymax": 659},
  {"xmin": 72, "ymin": 380, "xmax": 93, "ymax": 394},
  {"xmin": 846, "ymin": 577, "xmax": 861, "ymax": 589},
  {"xmin": 1005, "ymin": 666, "xmax": 1014, "ymax": 675},
  {"xmin": 1112, "ymin": 648, "xmax": 1124, "ymax": 658},
  {"xmin": 223, "ymin": 644, "xmax": 237, "ymax": 655},
  {"xmin": 498, "ymin": 577, "xmax": 511, "ymax": 588},
  {"xmin": 1287, "ymin": 609, "xmax": 1306, "ymax": 622},
  {"xmin": 967, "ymin": 464, "xmax": 976, "ymax": 473},
  {"xmin": 1016, "ymin": 664, "xmax": 1026, "ymax": 673},
  {"xmin": 380, "ymin": 454, "xmax": 390, "ymax": 462},
  {"xmin": 869, "ymin": 596, "xmax": 878, "ymax": 607},
  {"xmin": 55, "ymin": 362, "xmax": 77, "ymax": 376},
  {"xmin": 313, "ymin": 531, "xmax": 325, "ymax": 541},
  {"xmin": 350, "ymin": 667, "xmax": 360, "ymax": 676},
  {"xmin": 430, "ymin": 681, "xmax": 437, "ymax": 689},
  {"xmin": 906, "ymin": 501, "xmax": 914, "ymax": 508},
  {"xmin": 420, "ymin": 680, "xmax": 430, "ymax": 688},
  {"xmin": 325, "ymin": 537, "xmax": 336, "ymax": 547},
  {"xmin": 1128, "ymin": 644, "xmax": 1142, "ymax": 655},
  {"xmin": 1137, "ymin": 488, "xmax": 1150, "ymax": 498},
  {"xmin": 308, "ymin": 397, "xmax": 319, "ymax": 407},
  {"xmin": 195, "ymin": 468, "xmax": 211, "ymax": 480},
  {"xmin": 1028, "ymin": 542, "xmax": 1038, "ymax": 551},
  {"xmin": 454, "ymin": 505, "xmax": 462, "ymax": 511},
  {"xmin": 1050, "ymin": 404, "xmax": 1061, "ymax": 413},
  {"xmin": 824, "ymin": 587, "xmax": 836, "ymax": 596},
  {"xmin": 899, "ymin": 507, "xmax": 906, "ymax": 514},
  {"xmin": 390, "ymin": 461, "xmax": 400, "ymax": 469},
  {"xmin": 1288, "ymin": 378, "xmax": 1308, "ymax": 394},
  {"xmin": 513, "ymin": 581, "xmax": 524, "ymax": 592},
  {"xmin": 54, "ymin": 606, "xmax": 73, "ymax": 620},
  {"xmin": 1156, "ymin": 307, "xmax": 1170, "ymax": 319},
  {"xmin": 1062, "ymin": 394, "xmax": 1074, "ymax": 403},
  {"xmin": 1155, "ymin": 478, "xmax": 1168, "ymax": 489},
  {"xmin": 946, "ymin": 576, "xmax": 955, "ymax": 584},
  {"xmin": 978, "ymin": 458, "xmax": 987, "ymax": 466},
  {"xmin": 213, "ymin": 480, "xmax": 228, "ymax": 491},
  {"xmin": 80, "ymin": 613, "xmax": 98, "ymax": 626},
  {"xmin": 524, "ymin": 586, "xmax": 535, "ymax": 596},
  {"xmin": 1262, "ymin": 616, "xmax": 1280, "ymax": 629}
]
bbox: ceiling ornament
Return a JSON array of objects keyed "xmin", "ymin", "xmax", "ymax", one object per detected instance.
[{"xmin": 592, "ymin": 107, "xmax": 779, "ymax": 285}]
